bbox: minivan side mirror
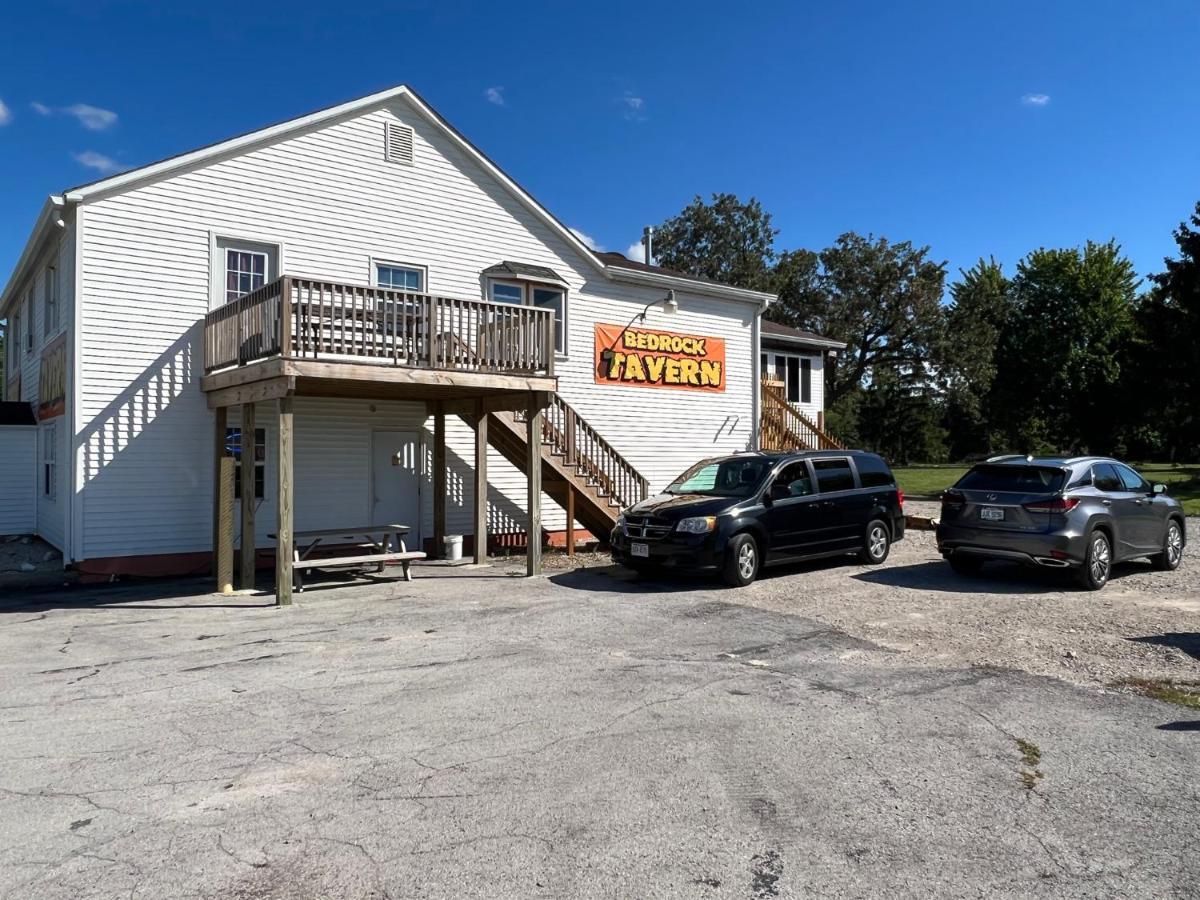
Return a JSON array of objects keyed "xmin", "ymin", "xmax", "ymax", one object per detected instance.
[
  {"xmin": 1152, "ymin": 482, "xmax": 1168, "ymax": 495},
  {"xmin": 766, "ymin": 482, "xmax": 790, "ymax": 502}
]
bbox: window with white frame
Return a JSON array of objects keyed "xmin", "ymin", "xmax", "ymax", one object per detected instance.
[
  {"xmin": 11, "ymin": 308, "xmax": 21, "ymax": 367},
  {"xmin": 44, "ymin": 264, "xmax": 60, "ymax": 336},
  {"xmin": 225, "ymin": 249, "xmax": 268, "ymax": 303},
  {"xmin": 487, "ymin": 281, "xmax": 567, "ymax": 354},
  {"xmin": 226, "ymin": 426, "xmax": 266, "ymax": 500},
  {"xmin": 25, "ymin": 289, "xmax": 35, "ymax": 353},
  {"xmin": 42, "ymin": 422, "xmax": 56, "ymax": 499},
  {"xmin": 761, "ymin": 352, "xmax": 813, "ymax": 405},
  {"xmin": 375, "ymin": 263, "xmax": 425, "ymax": 292}
]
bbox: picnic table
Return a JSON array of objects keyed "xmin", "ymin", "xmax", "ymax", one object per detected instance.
[{"xmin": 268, "ymin": 524, "xmax": 426, "ymax": 593}]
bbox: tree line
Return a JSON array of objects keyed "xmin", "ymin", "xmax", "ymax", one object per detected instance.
[{"xmin": 652, "ymin": 194, "xmax": 1200, "ymax": 464}]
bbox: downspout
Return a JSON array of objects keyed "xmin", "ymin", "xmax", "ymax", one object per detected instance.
[{"xmin": 751, "ymin": 300, "xmax": 767, "ymax": 451}]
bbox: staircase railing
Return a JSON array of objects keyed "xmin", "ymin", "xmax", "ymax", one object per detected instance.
[
  {"xmin": 516, "ymin": 395, "xmax": 649, "ymax": 511},
  {"xmin": 760, "ymin": 380, "xmax": 843, "ymax": 451}
]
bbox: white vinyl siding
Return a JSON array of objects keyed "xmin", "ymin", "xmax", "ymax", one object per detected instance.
[
  {"xmin": 0, "ymin": 428, "xmax": 36, "ymax": 535},
  {"xmin": 74, "ymin": 98, "xmax": 757, "ymax": 559}
]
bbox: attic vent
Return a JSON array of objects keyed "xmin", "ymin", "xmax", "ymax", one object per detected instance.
[{"xmin": 384, "ymin": 122, "xmax": 414, "ymax": 165}]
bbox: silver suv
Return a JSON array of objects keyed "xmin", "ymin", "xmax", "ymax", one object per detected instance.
[{"xmin": 936, "ymin": 456, "xmax": 1186, "ymax": 590}]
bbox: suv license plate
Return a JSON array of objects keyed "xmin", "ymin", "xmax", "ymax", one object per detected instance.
[
  {"xmin": 631, "ymin": 542, "xmax": 650, "ymax": 558},
  {"xmin": 980, "ymin": 507, "xmax": 1004, "ymax": 521}
]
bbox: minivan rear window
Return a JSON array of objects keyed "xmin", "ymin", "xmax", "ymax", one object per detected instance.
[
  {"xmin": 854, "ymin": 454, "xmax": 895, "ymax": 488},
  {"xmin": 957, "ymin": 465, "xmax": 1066, "ymax": 493}
]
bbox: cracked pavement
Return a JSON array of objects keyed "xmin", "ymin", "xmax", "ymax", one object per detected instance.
[{"xmin": 1, "ymin": 562, "xmax": 1198, "ymax": 899}]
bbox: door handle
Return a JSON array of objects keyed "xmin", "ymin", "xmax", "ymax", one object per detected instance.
[
  {"xmin": 1133, "ymin": 499, "xmax": 1144, "ymax": 506},
  {"xmin": 1101, "ymin": 500, "xmax": 1111, "ymax": 506}
]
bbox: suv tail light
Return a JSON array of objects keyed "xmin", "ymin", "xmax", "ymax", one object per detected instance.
[
  {"xmin": 941, "ymin": 490, "xmax": 965, "ymax": 507},
  {"xmin": 897, "ymin": 489, "xmax": 905, "ymax": 508},
  {"xmin": 1023, "ymin": 497, "xmax": 1080, "ymax": 514}
]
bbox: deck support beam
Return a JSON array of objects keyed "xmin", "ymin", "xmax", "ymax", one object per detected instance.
[
  {"xmin": 239, "ymin": 402, "xmax": 256, "ymax": 590},
  {"xmin": 275, "ymin": 395, "xmax": 294, "ymax": 606},
  {"xmin": 473, "ymin": 400, "xmax": 488, "ymax": 565},
  {"xmin": 432, "ymin": 401, "xmax": 446, "ymax": 559},
  {"xmin": 526, "ymin": 392, "xmax": 542, "ymax": 577}
]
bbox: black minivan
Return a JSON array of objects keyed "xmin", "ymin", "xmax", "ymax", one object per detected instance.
[{"xmin": 611, "ymin": 450, "xmax": 905, "ymax": 586}]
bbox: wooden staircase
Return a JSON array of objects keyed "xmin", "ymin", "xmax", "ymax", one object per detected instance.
[
  {"xmin": 760, "ymin": 379, "xmax": 843, "ymax": 451},
  {"xmin": 480, "ymin": 394, "xmax": 649, "ymax": 543}
]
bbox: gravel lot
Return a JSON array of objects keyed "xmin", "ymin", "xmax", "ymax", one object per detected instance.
[{"xmin": 543, "ymin": 501, "xmax": 1200, "ymax": 688}]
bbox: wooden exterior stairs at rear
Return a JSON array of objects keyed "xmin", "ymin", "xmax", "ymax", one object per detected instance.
[
  {"xmin": 760, "ymin": 379, "xmax": 844, "ymax": 451},
  {"xmin": 477, "ymin": 395, "xmax": 649, "ymax": 545}
]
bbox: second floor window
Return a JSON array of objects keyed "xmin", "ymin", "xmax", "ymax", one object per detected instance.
[
  {"xmin": 226, "ymin": 250, "xmax": 267, "ymax": 303},
  {"xmin": 25, "ymin": 290, "xmax": 35, "ymax": 353},
  {"xmin": 44, "ymin": 264, "xmax": 60, "ymax": 336},
  {"xmin": 376, "ymin": 264, "xmax": 424, "ymax": 292}
]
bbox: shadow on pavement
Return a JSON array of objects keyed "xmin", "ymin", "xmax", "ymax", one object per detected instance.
[
  {"xmin": 1157, "ymin": 721, "xmax": 1200, "ymax": 732},
  {"xmin": 852, "ymin": 561, "xmax": 1072, "ymax": 595},
  {"xmin": 1127, "ymin": 633, "xmax": 1200, "ymax": 664}
]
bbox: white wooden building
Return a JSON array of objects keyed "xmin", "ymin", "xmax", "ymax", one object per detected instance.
[{"xmin": 0, "ymin": 85, "xmax": 839, "ymax": 599}]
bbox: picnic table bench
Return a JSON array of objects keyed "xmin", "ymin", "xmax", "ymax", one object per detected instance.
[{"xmin": 268, "ymin": 524, "xmax": 426, "ymax": 593}]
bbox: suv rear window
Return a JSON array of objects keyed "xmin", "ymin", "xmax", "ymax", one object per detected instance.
[
  {"xmin": 957, "ymin": 465, "xmax": 1065, "ymax": 493},
  {"xmin": 854, "ymin": 454, "xmax": 895, "ymax": 488}
]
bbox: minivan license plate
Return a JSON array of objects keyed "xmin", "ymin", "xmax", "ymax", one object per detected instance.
[
  {"xmin": 631, "ymin": 542, "xmax": 649, "ymax": 558},
  {"xmin": 980, "ymin": 507, "xmax": 1004, "ymax": 521}
]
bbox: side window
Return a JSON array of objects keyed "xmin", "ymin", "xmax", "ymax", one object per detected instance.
[
  {"xmin": 1115, "ymin": 464, "xmax": 1148, "ymax": 493},
  {"xmin": 812, "ymin": 457, "xmax": 856, "ymax": 493},
  {"xmin": 214, "ymin": 237, "xmax": 279, "ymax": 307},
  {"xmin": 226, "ymin": 427, "xmax": 266, "ymax": 500},
  {"xmin": 854, "ymin": 454, "xmax": 895, "ymax": 488},
  {"xmin": 1091, "ymin": 463, "xmax": 1122, "ymax": 493},
  {"xmin": 773, "ymin": 461, "xmax": 814, "ymax": 498},
  {"xmin": 376, "ymin": 263, "xmax": 425, "ymax": 292}
]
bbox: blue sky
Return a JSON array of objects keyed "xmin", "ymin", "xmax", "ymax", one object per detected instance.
[{"xmin": 2, "ymin": 0, "xmax": 1198, "ymax": 292}]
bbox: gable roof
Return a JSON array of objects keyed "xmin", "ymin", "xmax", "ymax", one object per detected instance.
[
  {"xmin": 4, "ymin": 84, "xmax": 776, "ymax": 312},
  {"xmin": 761, "ymin": 319, "xmax": 846, "ymax": 350}
]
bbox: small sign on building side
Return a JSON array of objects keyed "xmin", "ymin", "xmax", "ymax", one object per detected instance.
[{"xmin": 38, "ymin": 333, "xmax": 67, "ymax": 420}]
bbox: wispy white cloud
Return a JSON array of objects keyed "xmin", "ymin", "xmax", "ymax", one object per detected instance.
[
  {"xmin": 66, "ymin": 103, "xmax": 118, "ymax": 130},
  {"xmin": 625, "ymin": 240, "xmax": 648, "ymax": 263},
  {"xmin": 485, "ymin": 86, "xmax": 505, "ymax": 107},
  {"xmin": 73, "ymin": 150, "xmax": 122, "ymax": 174},
  {"xmin": 619, "ymin": 92, "xmax": 647, "ymax": 122},
  {"xmin": 0, "ymin": 99, "xmax": 11, "ymax": 126},
  {"xmin": 1021, "ymin": 93, "xmax": 1051, "ymax": 107},
  {"xmin": 569, "ymin": 228, "xmax": 603, "ymax": 251},
  {"xmin": 31, "ymin": 101, "xmax": 118, "ymax": 129}
]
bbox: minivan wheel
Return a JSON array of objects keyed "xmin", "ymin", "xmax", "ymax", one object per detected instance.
[
  {"xmin": 1077, "ymin": 530, "xmax": 1112, "ymax": 591},
  {"xmin": 860, "ymin": 520, "xmax": 891, "ymax": 565},
  {"xmin": 722, "ymin": 534, "xmax": 759, "ymax": 587},
  {"xmin": 1153, "ymin": 520, "xmax": 1184, "ymax": 572}
]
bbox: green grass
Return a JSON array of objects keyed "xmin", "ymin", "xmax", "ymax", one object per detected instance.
[
  {"xmin": 1117, "ymin": 679, "xmax": 1200, "ymax": 710},
  {"xmin": 894, "ymin": 461, "xmax": 1200, "ymax": 514}
]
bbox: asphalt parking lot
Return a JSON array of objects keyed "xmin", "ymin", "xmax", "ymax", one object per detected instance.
[{"xmin": 2, "ymin": 531, "xmax": 1198, "ymax": 899}]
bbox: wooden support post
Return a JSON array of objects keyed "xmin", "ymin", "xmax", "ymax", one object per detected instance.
[
  {"xmin": 212, "ymin": 405, "xmax": 227, "ymax": 571},
  {"xmin": 216, "ymin": 458, "xmax": 235, "ymax": 594},
  {"xmin": 526, "ymin": 391, "xmax": 542, "ymax": 576},
  {"xmin": 275, "ymin": 395, "xmax": 294, "ymax": 606},
  {"xmin": 433, "ymin": 401, "xmax": 446, "ymax": 559},
  {"xmin": 566, "ymin": 487, "xmax": 575, "ymax": 558},
  {"xmin": 473, "ymin": 399, "xmax": 488, "ymax": 565},
  {"xmin": 239, "ymin": 402, "xmax": 256, "ymax": 590}
]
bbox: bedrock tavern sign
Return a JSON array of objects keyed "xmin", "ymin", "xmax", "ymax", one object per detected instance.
[{"xmin": 593, "ymin": 323, "xmax": 726, "ymax": 393}]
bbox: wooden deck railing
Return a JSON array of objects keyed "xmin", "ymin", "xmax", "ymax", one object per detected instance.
[
  {"xmin": 517, "ymin": 394, "xmax": 649, "ymax": 510},
  {"xmin": 204, "ymin": 275, "xmax": 556, "ymax": 377},
  {"xmin": 760, "ymin": 379, "xmax": 843, "ymax": 451}
]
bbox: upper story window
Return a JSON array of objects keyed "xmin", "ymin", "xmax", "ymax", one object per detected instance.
[
  {"xmin": 12, "ymin": 309, "xmax": 22, "ymax": 367},
  {"xmin": 488, "ymin": 282, "xmax": 524, "ymax": 305},
  {"xmin": 44, "ymin": 264, "xmax": 60, "ymax": 336},
  {"xmin": 214, "ymin": 236, "xmax": 279, "ymax": 308},
  {"xmin": 226, "ymin": 249, "xmax": 267, "ymax": 303},
  {"xmin": 24, "ymin": 289, "xmax": 35, "ymax": 354},
  {"xmin": 532, "ymin": 287, "xmax": 565, "ymax": 355},
  {"xmin": 376, "ymin": 263, "xmax": 425, "ymax": 292},
  {"xmin": 761, "ymin": 352, "xmax": 813, "ymax": 405}
]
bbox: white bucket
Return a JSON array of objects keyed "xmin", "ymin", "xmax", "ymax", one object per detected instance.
[{"xmin": 443, "ymin": 534, "xmax": 463, "ymax": 562}]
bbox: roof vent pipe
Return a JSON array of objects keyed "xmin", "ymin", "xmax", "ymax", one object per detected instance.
[{"xmin": 642, "ymin": 226, "xmax": 654, "ymax": 265}]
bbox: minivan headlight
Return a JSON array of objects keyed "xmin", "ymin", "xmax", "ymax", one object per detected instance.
[{"xmin": 676, "ymin": 516, "xmax": 717, "ymax": 534}]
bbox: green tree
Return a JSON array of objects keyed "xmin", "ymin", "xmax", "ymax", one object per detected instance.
[
  {"xmin": 653, "ymin": 193, "xmax": 778, "ymax": 289},
  {"xmin": 990, "ymin": 241, "xmax": 1138, "ymax": 454},
  {"xmin": 1130, "ymin": 201, "xmax": 1200, "ymax": 458}
]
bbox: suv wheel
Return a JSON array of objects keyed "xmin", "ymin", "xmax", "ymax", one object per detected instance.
[
  {"xmin": 1077, "ymin": 530, "xmax": 1112, "ymax": 591},
  {"xmin": 949, "ymin": 555, "xmax": 983, "ymax": 576},
  {"xmin": 722, "ymin": 533, "xmax": 759, "ymax": 587},
  {"xmin": 1153, "ymin": 520, "xmax": 1184, "ymax": 572},
  {"xmin": 860, "ymin": 520, "xmax": 891, "ymax": 565}
]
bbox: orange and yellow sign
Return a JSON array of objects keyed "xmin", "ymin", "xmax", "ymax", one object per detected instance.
[
  {"xmin": 37, "ymin": 333, "xmax": 67, "ymax": 420},
  {"xmin": 594, "ymin": 323, "xmax": 725, "ymax": 393}
]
